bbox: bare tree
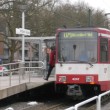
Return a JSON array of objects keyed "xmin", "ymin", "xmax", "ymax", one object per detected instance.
[
  {"xmin": 0, "ymin": 0, "xmax": 107, "ymax": 63},
  {"xmin": 0, "ymin": 0, "xmax": 58, "ymax": 62},
  {"xmin": 0, "ymin": 0, "xmax": 22, "ymax": 62},
  {"xmin": 27, "ymin": 0, "xmax": 58, "ymax": 36},
  {"xmin": 53, "ymin": 2, "xmax": 106, "ymax": 28}
]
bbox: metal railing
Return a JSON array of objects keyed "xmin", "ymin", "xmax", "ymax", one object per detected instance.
[
  {"xmin": 65, "ymin": 96, "xmax": 98, "ymax": 110},
  {"xmin": 97, "ymin": 90, "xmax": 110, "ymax": 110},
  {"xmin": 0, "ymin": 61, "xmax": 44, "ymax": 89},
  {"xmin": 65, "ymin": 90, "xmax": 110, "ymax": 110}
]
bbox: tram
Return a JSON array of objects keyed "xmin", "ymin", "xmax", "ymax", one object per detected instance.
[{"xmin": 55, "ymin": 27, "xmax": 110, "ymax": 99}]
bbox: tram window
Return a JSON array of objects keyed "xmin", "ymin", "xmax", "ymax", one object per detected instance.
[{"xmin": 100, "ymin": 38, "xmax": 108, "ymax": 62}]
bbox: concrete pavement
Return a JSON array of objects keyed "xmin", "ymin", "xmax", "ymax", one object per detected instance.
[{"xmin": 0, "ymin": 74, "xmax": 55, "ymax": 99}]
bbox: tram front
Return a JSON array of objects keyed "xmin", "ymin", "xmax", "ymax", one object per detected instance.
[{"xmin": 55, "ymin": 28, "xmax": 100, "ymax": 99}]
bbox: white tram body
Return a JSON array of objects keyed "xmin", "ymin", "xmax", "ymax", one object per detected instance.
[{"xmin": 55, "ymin": 27, "xmax": 110, "ymax": 98}]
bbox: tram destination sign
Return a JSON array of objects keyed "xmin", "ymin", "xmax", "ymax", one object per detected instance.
[
  {"xmin": 62, "ymin": 31, "xmax": 97, "ymax": 38},
  {"xmin": 16, "ymin": 28, "xmax": 31, "ymax": 36}
]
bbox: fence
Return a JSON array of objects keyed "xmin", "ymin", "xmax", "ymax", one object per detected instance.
[
  {"xmin": 97, "ymin": 90, "xmax": 110, "ymax": 110},
  {"xmin": 0, "ymin": 61, "xmax": 44, "ymax": 89},
  {"xmin": 65, "ymin": 90, "xmax": 110, "ymax": 110}
]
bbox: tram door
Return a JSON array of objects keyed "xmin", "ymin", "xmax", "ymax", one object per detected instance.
[{"xmin": 43, "ymin": 39, "xmax": 55, "ymax": 76}]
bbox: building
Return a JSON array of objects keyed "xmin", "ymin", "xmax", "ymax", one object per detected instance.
[{"xmin": 9, "ymin": 36, "xmax": 55, "ymax": 67}]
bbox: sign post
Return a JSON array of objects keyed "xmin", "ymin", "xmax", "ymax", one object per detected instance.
[
  {"xmin": 22, "ymin": 10, "xmax": 25, "ymax": 62},
  {"xmin": 16, "ymin": 28, "xmax": 30, "ymax": 62},
  {"xmin": 16, "ymin": 27, "xmax": 30, "ymax": 62},
  {"xmin": 16, "ymin": 28, "xmax": 30, "ymax": 36},
  {"xmin": 16, "ymin": 5, "xmax": 31, "ymax": 79}
]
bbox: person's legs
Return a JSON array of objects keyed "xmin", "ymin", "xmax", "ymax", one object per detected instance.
[{"xmin": 45, "ymin": 65, "xmax": 53, "ymax": 80}]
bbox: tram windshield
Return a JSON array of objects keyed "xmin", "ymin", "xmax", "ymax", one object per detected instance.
[{"xmin": 58, "ymin": 31, "xmax": 98, "ymax": 63}]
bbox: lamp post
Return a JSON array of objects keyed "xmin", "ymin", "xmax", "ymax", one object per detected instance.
[
  {"xmin": 105, "ymin": 13, "xmax": 110, "ymax": 29},
  {"xmin": 88, "ymin": 9, "xmax": 92, "ymax": 27},
  {"xmin": 19, "ymin": 5, "xmax": 27, "ymax": 62}
]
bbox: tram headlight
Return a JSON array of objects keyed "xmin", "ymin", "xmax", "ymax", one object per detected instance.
[
  {"xmin": 86, "ymin": 76, "xmax": 94, "ymax": 83},
  {"xmin": 58, "ymin": 76, "xmax": 66, "ymax": 83}
]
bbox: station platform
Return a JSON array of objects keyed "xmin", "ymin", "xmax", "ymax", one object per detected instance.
[{"xmin": 0, "ymin": 74, "xmax": 55, "ymax": 100}]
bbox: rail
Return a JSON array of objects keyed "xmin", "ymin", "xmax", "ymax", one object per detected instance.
[
  {"xmin": 97, "ymin": 90, "xmax": 110, "ymax": 110},
  {"xmin": 65, "ymin": 90, "xmax": 110, "ymax": 110},
  {"xmin": 0, "ymin": 61, "xmax": 44, "ymax": 88},
  {"xmin": 1, "ymin": 61, "xmax": 44, "ymax": 71},
  {"xmin": 65, "ymin": 96, "xmax": 98, "ymax": 110}
]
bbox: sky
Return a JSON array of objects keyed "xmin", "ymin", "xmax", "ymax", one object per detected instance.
[{"xmin": 60, "ymin": 0, "xmax": 110, "ymax": 14}]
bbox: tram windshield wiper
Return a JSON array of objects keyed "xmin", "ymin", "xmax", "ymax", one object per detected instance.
[
  {"xmin": 59, "ymin": 55, "xmax": 65, "ymax": 66},
  {"xmin": 72, "ymin": 60, "xmax": 93, "ymax": 67},
  {"xmin": 79, "ymin": 61, "xmax": 93, "ymax": 67},
  {"xmin": 61, "ymin": 55, "xmax": 65, "ymax": 62}
]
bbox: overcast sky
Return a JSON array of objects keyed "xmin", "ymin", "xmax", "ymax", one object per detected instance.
[{"xmin": 60, "ymin": 0, "xmax": 110, "ymax": 14}]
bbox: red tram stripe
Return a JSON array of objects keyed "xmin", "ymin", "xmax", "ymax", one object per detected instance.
[{"xmin": 56, "ymin": 74, "xmax": 110, "ymax": 91}]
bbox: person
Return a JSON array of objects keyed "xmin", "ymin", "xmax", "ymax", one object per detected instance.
[{"xmin": 44, "ymin": 46, "xmax": 55, "ymax": 81}]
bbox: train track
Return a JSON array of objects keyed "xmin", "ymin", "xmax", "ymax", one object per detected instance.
[
  {"xmin": 0, "ymin": 96, "xmax": 77, "ymax": 110},
  {"xmin": 17, "ymin": 100, "xmax": 76, "ymax": 110},
  {"xmin": 23, "ymin": 100, "xmax": 95, "ymax": 110},
  {"xmin": 1, "ymin": 93, "xmax": 110, "ymax": 110}
]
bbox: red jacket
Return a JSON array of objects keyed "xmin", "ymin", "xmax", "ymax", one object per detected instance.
[{"xmin": 49, "ymin": 50, "xmax": 55, "ymax": 67}]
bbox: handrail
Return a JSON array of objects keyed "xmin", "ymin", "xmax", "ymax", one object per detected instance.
[
  {"xmin": 0, "ymin": 61, "xmax": 44, "ymax": 72},
  {"xmin": 0, "ymin": 61, "xmax": 44, "ymax": 87},
  {"xmin": 65, "ymin": 96, "xmax": 98, "ymax": 110},
  {"xmin": 97, "ymin": 90, "xmax": 110, "ymax": 110},
  {"xmin": 65, "ymin": 106, "xmax": 75, "ymax": 110},
  {"xmin": 74, "ymin": 96, "xmax": 98, "ymax": 110},
  {"xmin": 65, "ymin": 90, "xmax": 110, "ymax": 110}
]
